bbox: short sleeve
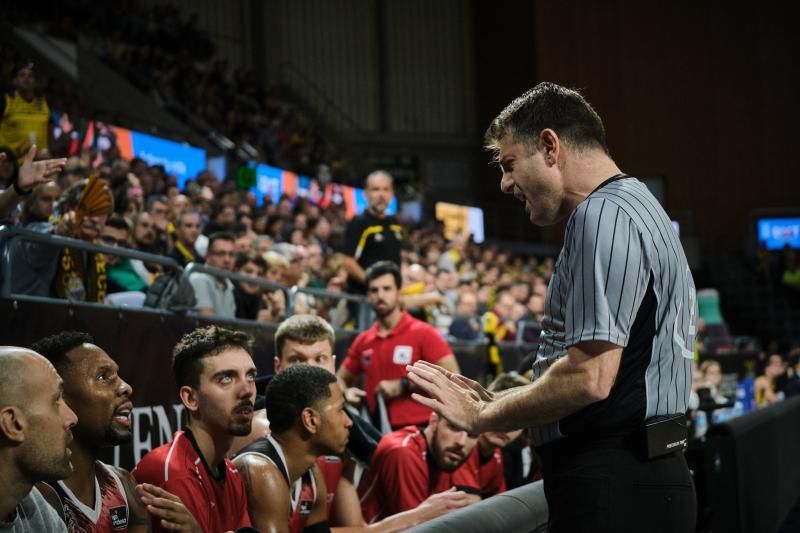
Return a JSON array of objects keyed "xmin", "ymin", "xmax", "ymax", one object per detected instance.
[
  {"xmin": 376, "ymin": 447, "xmax": 429, "ymax": 514},
  {"xmin": 342, "ymin": 336, "xmax": 363, "ymax": 376},
  {"xmin": 419, "ymin": 325, "xmax": 452, "ymax": 363},
  {"xmin": 343, "ymin": 218, "xmax": 362, "ymax": 257},
  {"xmin": 563, "ymin": 198, "xmax": 651, "ymax": 347},
  {"xmin": 478, "ymin": 449, "xmax": 507, "ymax": 497}
]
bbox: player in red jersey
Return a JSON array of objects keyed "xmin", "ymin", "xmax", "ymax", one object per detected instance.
[
  {"xmin": 337, "ymin": 261, "xmax": 461, "ymax": 429},
  {"xmin": 132, "ymin": 326, "xmax": 255, "ymax": 532},
  {"xmin": 31, "ymin": 331, "xmax": 201, "ymax": 532},
  {"xmin": 358, "ymin": 411, "xmax": 496, "ymax": 523}
]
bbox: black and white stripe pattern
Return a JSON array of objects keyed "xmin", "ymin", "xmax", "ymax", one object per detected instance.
[{"xmin": 530, "ymin": 177, "xmax": 696, "ymax": 446}]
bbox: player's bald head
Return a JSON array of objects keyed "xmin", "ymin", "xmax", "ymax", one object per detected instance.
[{"xmin": 0, "ymin": 347, "xmax": 50, "ymax": 406}]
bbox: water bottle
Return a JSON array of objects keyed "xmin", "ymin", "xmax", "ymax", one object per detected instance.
[
  {"xmin": 738, "ymin": 376, "xmax": 756, "ymax": 413},
  {"xmin": 695, "ymin": 410, "xmax": 708, "ymax": 438}
]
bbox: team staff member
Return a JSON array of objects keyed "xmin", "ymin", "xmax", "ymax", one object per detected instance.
[
  {"xmin": 341, "ymin": 170, "xmax": 403, "ymax": 295},
  {"xmin": 32, "ymin": 332, "xmax": 202, "ymax": 532},
  {"xmin": 408, "ymin": 82, "xmax": 697, "ymax": 532},
  {"xmin": 337, "ymin": 261, "xmax": 460, "ymax": 429},
  {"xmin": 133, "ymin": 326, "xmax": 255, "ymax": 532}
]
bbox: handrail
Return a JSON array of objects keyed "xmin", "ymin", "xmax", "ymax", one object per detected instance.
[
  {"xmin": 0, "ymin": 225, "xmax": 182, "ymax": 269},
  {"xmin": 0, "ymin": 224, "xmax": 183, "ymax": 298},
  {"xmin": 288, "ymin": 285, "xmax": 372, "ymax": 331},
  {"xmin": 2, "ymin": 225, "xmax": 544, "ymax": 344},
  {"xmin": 184, "ymin": 262, "xmax": 289, "ymax": 294}
]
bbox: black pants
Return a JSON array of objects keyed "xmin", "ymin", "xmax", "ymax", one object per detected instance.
[{"xmin": 539, "ymin": 443, "xmax": 696, "ymax": 533}]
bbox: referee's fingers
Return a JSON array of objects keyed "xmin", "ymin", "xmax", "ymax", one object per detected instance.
[
  {"xmin": 411, "ymin": 391, "xmax": 441, "ymax": 411},
  {"xmin": 406, "ymin": 362, "xmax": 446, "ymax": 386}
]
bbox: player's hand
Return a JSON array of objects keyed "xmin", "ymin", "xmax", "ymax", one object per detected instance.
[
  {"xmin": 415, "ymin": 487, "xmax": 477, "ymax": 521},
  {"xmin": 344, "ymin": 386, "xmax": 366, "ymax": 405},
  {"xmin": 376, "ymin": 379, "xmax": 404, "ymax": 400},
  {"xmin": 136, "ymin": 483, "xmax": 202, "ymax": 532},
  {"xmin": 406, "ymin": 361, "xmax": 484, "ymax": 433},
  {"xmin": 17, "ymin": 145, "xmax": 66, "ymax": 194}
]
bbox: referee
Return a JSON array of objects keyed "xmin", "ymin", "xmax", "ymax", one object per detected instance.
[{"xmin": 408, "ymin": 82, "xmax": 697, "ymax": 532}]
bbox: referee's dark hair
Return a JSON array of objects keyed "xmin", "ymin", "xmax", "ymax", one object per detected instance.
[
  {"xmin": 365, "ymin": 260, "xmax": 402, "ymax": 290},
  {"xmin": 484, "ymin": 81, "xmax": 609, "ymax": 155},
  {"xmin": 172, "ymin": 326, "xmax": 253, "ymax": 389},
  {"xmin": 265, "ymin": 365, "xmax": 336, "ymax": 434}
]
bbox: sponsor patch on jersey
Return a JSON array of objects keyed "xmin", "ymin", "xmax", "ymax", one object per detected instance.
[
  {"xmin": 392, "ymin": 345, "xmax": 413, "ymax": 365},
  {"xmin": 362, "ymin": 349, "xmax": 373, "ymax": 367},
  {"xmin": 299, "ymin": 498, "xmax": 314, "ymax": 517},
  {"xmin": 109, "ymin": 505, "xmax": 129, "ymax": 530}
]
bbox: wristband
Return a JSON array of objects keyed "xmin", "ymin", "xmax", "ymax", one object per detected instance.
[
  {"xmin": 401, "ymin": 376, "xmax": 411, "ymax": 394},
  {"xmin": 12, "ymin": 181, "xmax": 31, "ymax": 197}
]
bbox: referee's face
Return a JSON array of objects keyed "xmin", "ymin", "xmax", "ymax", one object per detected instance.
[{"xmin": 497, "ymin": 134, "xmax": 565, "ymax": 226}]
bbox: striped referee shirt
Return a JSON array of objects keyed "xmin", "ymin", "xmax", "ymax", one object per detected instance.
[{"xmin": 530, "ymin": 175, "xmax": 697, "ymax": 446}]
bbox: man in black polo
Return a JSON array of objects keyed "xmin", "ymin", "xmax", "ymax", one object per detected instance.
[{"xmin": 341, "ymin": 170, "xmax": 403, "ymax": 295}]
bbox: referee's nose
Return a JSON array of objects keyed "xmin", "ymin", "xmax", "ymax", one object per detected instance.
[{"xmin": 500, "ymin": 172, "xmax": 515, "ymax": 194}]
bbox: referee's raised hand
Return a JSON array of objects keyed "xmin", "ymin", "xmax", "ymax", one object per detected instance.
[{"xmin": 406, "ymin": 360, "xmax": 485, "ymax": 433}]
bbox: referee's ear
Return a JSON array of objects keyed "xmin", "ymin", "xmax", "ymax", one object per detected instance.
[{"xmin": 538, "ymin": 128, "xmax": 560, "ymax": 165}]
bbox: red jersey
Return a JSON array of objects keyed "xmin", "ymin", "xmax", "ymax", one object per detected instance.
[
  {"xmin": 474, "ymin": 447, "xmax": 507, "ymax": 498},
  {"xmin": 132, "ymin": 429, "xmax": 251, "ymax": 533},
  {"xmin": 317, "ymin": 455, "xmax": 343, "ymax": 517},
  {"xmin": 343, "ymin": 312, "xmax": 452, "ymax": 427},
  {"xmin": 358, "ymin": 426, "xmax": 483, "ymax": 522},
  {"xmin": 46, "ymin": 461, "xmax": 131, "ymax": 532}
]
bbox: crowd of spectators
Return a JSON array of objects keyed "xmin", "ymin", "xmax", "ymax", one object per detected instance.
[
  {"xmin": 0, "ymin": 59, "xmax": 553, "ymax": 343},
  {"xmin": 9, "ymin": 0, "xmax": 352, "ymax": 182}
]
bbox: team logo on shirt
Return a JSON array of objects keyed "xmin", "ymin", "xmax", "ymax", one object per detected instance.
[
  {"xmin": 362, "ymin": 349, "xmax": 373, "ymax": 367},
  {"xmin": 392, "ymin": 345, "xmax": 413, "ymax": 365},
  {"xmin": 109, "ymin": 505, "xmax": 129, "ymax": 530},
  {"xmin": 299, "ymin": 499, "xmax": 314, "ymax": 516}
]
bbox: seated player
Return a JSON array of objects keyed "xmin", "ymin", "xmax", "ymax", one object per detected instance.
[
  {"xmin": 133, "ymin": 326, "xmax": 255, "ymax": 532},
  {"xmin": 233, "ymin": 365, "xmax": 352, "ymax": 533},
  {"xmin": 31, "ymin": 331, "xmax": 202, "ymax": 532},
  {"xmin": 358, "ymin": 411, "xmax": 498, "ymax": 523}
]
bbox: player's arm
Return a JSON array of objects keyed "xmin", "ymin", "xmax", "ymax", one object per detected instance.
[
  {"xmin": 114, "ymin": 468, "xmax": 151, "ymax": 532},
  {"xmin": 134, "ymin": 482, "xmax": 204, "ymax": 533},
  {"xmin": 409, "ymin": 340, "xmax": 622, "ymax": 433},
  {"xmin": 305, "ymin": 464, "xmax": 330, "ymax": 529},
  {"xmin": 330, "ymin": 456, "xmax": 365, "ymax": 528},
  {"xmin": 234, "ymin": 454, "xmax": 291, "ymax": 533},
  {"xmin": 336, "ymin": 363, "xmax": 366, "ymax": 405}
]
